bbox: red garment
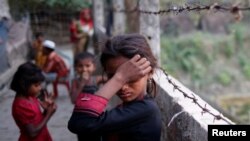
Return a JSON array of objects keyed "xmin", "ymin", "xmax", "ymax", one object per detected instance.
[
  {"xmin": 80, "ymin": 8, "xmax": 93, "ymax": 29},
  {"xmin": 69, "ymin": 9, "xmax": 93, "ymax": 43},
  {"xmin": 80, "ymin": 19, "xmax": 93, "ymax": 30},
  {"xmin": 69, "ymin": 20, "xmax": 93, "ymax": 43},
  {"xmin": 74, "ymin": 93, "xmax": 108, "ymax": 116},
  {"xmin": 69, "ymin": 22, "xmax": 78, "ymax": 43},
  {"xmin": 12, "ymin": 96, "xmax": 52, "ymax": 141},
  {"xmin": 43, "ymin": 52, "xmax": 69, "ymax": 77}
]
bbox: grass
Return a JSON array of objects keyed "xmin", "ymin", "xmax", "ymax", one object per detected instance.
[
  {"xmin": 161, "ymin": 23, "xmax": 250, "ymax": 87},
  {"xmin": 160, "ymin": 23, "xmax": 250, "ymax": 123}
]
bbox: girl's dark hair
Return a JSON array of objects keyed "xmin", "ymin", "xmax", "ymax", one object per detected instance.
[
  {"xmin": 74, "ymin": 52, "xmax": 95, "ymax": 67},
  {"xmin": 100, "ymin": 33, "xmax": 158, "ymax": 97},
  {"xmin": 10, "ymin": 62, "xmax": 45, "ymax": 95}
]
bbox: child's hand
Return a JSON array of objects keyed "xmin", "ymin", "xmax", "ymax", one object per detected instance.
[
  {"xmin": 115, "ymin": 55, "xmax": 152, "ymax": 84},
  {"xmin": 81, "ymin": 72, "xmax": 90, "ymax": 81},
  {"xmin": 46, "ymin": 103, "xmax": 57, "ymax": 116},
  {"xmin": 78, "ymin": 72, "xmax": 90, "ymax": 87},
  {"xmin": 39, "ymin": 90, "xmax": 55, "ymax": 110}
]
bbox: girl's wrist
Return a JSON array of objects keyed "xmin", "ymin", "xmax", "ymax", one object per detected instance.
[{"xmin": 113, "ymin": 73, "xmax": 126, "ymax": 86}]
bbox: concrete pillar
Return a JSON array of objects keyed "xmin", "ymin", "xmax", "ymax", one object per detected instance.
[
  {"xmin": 125, "ymin": 0, "xmax": 139, "ymax": 32},
  {"xmin": 139, "ymin": 0, "xmax": 161, "ymax": 65},
  {"xmin": 112, "ymin": 0, "xmax": 126, "ymax": 35},
  {"xmin": 0, "ymin": 0, "xmax": 11, "ymax": 19},
  {"xmin": 92, "ymin": 0, "xmax": 105, "ymax": 54}
]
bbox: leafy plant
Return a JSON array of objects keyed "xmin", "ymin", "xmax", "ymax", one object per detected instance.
[
  {"xmin": 243, "ymin": 65, "xmax": 250, "ymax": 80},
  {"xmin": 161, "ymin": 33, "xmax": 211, "ymax": 82},
  {"xmin": 216, "ymin": 71, "xmax": 232, "ymax": 86}
]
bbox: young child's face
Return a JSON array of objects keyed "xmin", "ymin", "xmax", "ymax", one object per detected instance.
[
  {"xmin": 28, "ymin": 82, "xmax": 42, "ymax": 97},
  {"xmin": 105, "ymin": 56, "xmax": 149, "ymax": 103},
  {"xmin": 75, "ymin": 58, "xmax": 96, "ymax": 77}
]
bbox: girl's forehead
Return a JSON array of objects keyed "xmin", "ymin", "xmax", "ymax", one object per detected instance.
[{"xmin": 105, "ymin": 56, "xmax": 129, "ymax": 72}]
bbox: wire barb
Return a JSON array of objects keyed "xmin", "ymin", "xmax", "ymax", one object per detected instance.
[
  {"xmin": 113, "ymin": 2, "xmax": 250, "ymax": 21},
  {"xmin": 160, "ymin": 69, "xmax": 233, "ymax": 125}
]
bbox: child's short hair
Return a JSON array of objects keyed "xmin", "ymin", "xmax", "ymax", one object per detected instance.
[
  {"xmin": 74, "ymin": 52, "xmax": 95, "ymax": 67},
  {"xmin": 10, "ymin": 62, "xmax": 45, "ymax": 95}
]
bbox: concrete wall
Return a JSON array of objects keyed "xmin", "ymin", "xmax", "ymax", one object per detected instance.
[
  {"xmin": 154, "ymin": 70, "xmax": 234, "ymax": 141},
  {"xmin": 0, "ymin": 18, "xmax": 30, "ymax": 94}
]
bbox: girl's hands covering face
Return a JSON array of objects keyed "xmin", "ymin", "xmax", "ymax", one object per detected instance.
[{"xmin": 115, "ymin": 55, "xmax": 152, "ymax": 84}]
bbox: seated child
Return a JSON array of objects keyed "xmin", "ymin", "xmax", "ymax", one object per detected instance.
[{"xmin": 42, "ymin": 40, "xmax": 69, "ymax": 98}]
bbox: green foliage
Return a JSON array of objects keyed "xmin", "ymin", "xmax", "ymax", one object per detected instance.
[
  {"xmin": 237, "ymin": 104, "xmax": 250, "ymax": 116},
  {"xmin": 230, "ymin": 23, "xmax": 247, "ymax": 49},
  {"xmin": 161, "ymin": 33, "xmax": 211, "ymax": 82},
  {"xmin": 43, "ymin": 0, "xmax": 91, "ymax": 10},
  {"xmin": 238, "ymin": 53, "xmax": 250, "ymax": 80},
  {"xmin": 217, "ymin": 39, "xmax": 235, "ymax": 58},
  {"xmin": 243, "ymin": 65, "xmax": 250, "ymax": 80},
  {"xmin": 222, "ymin": 42, "xmax": 234, "ymax": 58},
  {"xmin": 216, "ymin": 71, "xmax": 232, "ymax": 86},
  {"xmin": 9, "ymin": 0, "xmax": 91, "ymax": 13},
  {"xmin": 238, "ymin": 53, "xmax": 247, "ymax": 67},
  {"xmin": 161, "ymin": 22, "xmax": 250, "ymax": 87}
]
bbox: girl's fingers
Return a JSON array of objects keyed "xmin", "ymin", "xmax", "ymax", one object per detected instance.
[
  {"xmin": 136, "ymin": 57, "xmax": 147, "ymax": 66},
  {"xmin": 50, "ymin": 92, "xmax": 56, "ymax": 101},
  {"xmin": 43, "ymin": 90, "xmax": 48, "ymax": 101},
  {"xmin": 142, "ymin": 66, "xmax": 152, "ymax": 75},
  {"xmin": 130, "ymin": 54, "xmax": 141, "ymax": 62},
  {"xmin": 139, "ymin": 60, "xmax": 150, "ymax": 70}
]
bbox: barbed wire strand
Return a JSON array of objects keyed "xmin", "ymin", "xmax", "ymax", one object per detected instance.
[
  {"xmin": 114, "ymin": 2, "xmax": 250, "ymax": 19},
  {"xmin": 160, "ymin": 68, "xmax": 233, "ymax": 125}
]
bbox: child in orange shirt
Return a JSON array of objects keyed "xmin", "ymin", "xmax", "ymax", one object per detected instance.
[{"xmin": 32, "ymin": 32, "xmax": 47, "ymax": 68}]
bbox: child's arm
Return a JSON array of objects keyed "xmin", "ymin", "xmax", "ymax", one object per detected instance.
[
  {"xmin": 70, "ymin": 77, "xmax": 88, "ymax": 104},
  {"xmin": 70, "ymin": 79, "xmax": 82, "ymax": 104},
  {"xmin": 25, "ymin": 103, "xmax": 57, "ymax": 137},
  {"xmin": 96, "ymin": 55, "xmax": 151, "ymax": 100},
  {"xmin": 96, "ymin": 75, "xmax": 108, "ymax": 85}
]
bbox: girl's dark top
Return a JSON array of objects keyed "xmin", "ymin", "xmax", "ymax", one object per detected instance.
[
  {"xmin": 77, "ymin": 76, "xmax": 98, "ymax": 94},
  {"xmin": 68, "ymin": 93, "xmax": 161, "ymax": 141},
  {"xmin": 81, "ymin": 76, "xmax": 98, "ymax": 94}
]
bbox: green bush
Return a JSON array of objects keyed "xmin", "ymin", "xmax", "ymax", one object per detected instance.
[
  {"xmin": 161, "ymin": 24, "xmax": 250, "ymax": 88},
  {"xmin": 161, "ymin": 32, "xmax": 212, "ymax": 82},
  {"xmin": 217, "ymin": 71, "xmax": 232, "ymax": 86},
  {"xmin": 243, "ymin": 65, "xmax": 250, "ymax": 80}
]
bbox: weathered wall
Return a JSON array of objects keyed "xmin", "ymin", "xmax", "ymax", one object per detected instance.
[
  {"xmin": 0, "ymin": 0, "xmax": 11, "ymax": 18},
  {"xmin": 0, "ymin": 18, "xmax": 30, "ymax": 94},
  {"xmin": 154, "ymin": 70, "xmax": 234, "ymax": 141}
]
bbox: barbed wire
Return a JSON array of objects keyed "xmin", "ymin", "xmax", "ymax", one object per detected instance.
[
  {"xmin": 113, "ymin": 2, "xmax": 250, "ymax": 21},
  {"xmin": 160, "ymin": 68, "xmax": 233, "ymax": 125}
]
